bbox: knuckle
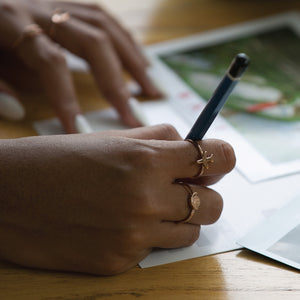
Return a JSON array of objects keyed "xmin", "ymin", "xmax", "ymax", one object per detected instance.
[
  {"xmin": 132, "ymin": 193, "xmax": 158, "ymax": 220},
  {"xmin": 185, "ymin": 226, "xmax": 201, "ymax": 247},
  {"xmin": 56, "ymin": 100, "xmax": 77, "ymax": 116},
  {"xmin": 121, "ymin": 229, "xmax": 145, "ymax": 249},
  {"xmin": 123, "ymin": 27, "xmax": 133, "ymax": 38},
  {"xmin": 85, "ymin": 30, "xmax": 109, "ymax": 47},
  {"xmin": 36, "ymin": 46, "xmax": 66, "ymax": 68},
  {"xmin": 220, "ymin": 141, "xmax": 236, "ymax": 172},
  {"xmin": 86, "ymin": 3, "xmax": 102, "ymax": 11},
  {"xmin": 138, "ymin": 146, "xmax": 157, "ymax": 166},
  {"xmin": 157, "ymin": 124, "xmax": 181, "ymax": 140},
  {"xmin": 126, "ymin": 144, "xmax": 158, "ymax": 171},
  {"xmin": 94, "ymin": 237, "xmax": 143, "ymax": 275},
  {"xmin": 136, "ymin": 194, "xmax": 158, "ymax": 217},
  {"xmin": 0, "ymin": 2, "xmax": 18, "ymax": 14},
  {"xmin": 104, "ymin": 143, "xmax": 156, "ymax": 185},
  {"xmin": 114, "ymin": 144, "xmax": 160, "ymax": 216},
  {"xmin": 94, "ymin": 257, "xmax": 128, "ymax": 276},
  {"xmin": 200, "ymin": 175, "xmax": 223, "ymax": 186},
  {"xmin": 122, "ymin": 186, "xmax": 157, "ymax": 218},
  {"xmin": 101, "ymin": 84, "xmax": 128, "ymax": 102},
  {"xmin": 93, "ymin": 13, "xmax": 109, "ymax": 27},
  {"xmin": 211, "ymin": 192, "xmax": 223, "ymax": 223}
]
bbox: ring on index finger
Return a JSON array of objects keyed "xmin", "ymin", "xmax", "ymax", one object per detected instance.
[
  {"xmin": 176, "ymin": 182, "xmax": 201, "ymax": 224},
  {"xmin": 12, "ymin": 24, "xmax": 43, "ymax": 49},
  {"xmin": 186, "ymin": 139, "xmax": 214, "ymax": 177}
]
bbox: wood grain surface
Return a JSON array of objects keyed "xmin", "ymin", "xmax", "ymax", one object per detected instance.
[{"xmin": 1, "ymin": 1, "xmax": 299, "ymax": 299}]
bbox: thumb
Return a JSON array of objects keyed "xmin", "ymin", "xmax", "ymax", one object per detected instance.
[{"xmin": 0, "ymin": 80, "xmax": 25, "ymax": 121}]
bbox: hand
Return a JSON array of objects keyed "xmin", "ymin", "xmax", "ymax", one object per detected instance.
[
  {"xmin": 0, "ymin": 125, "xmax": 236, "ymax": 275},
  {"xmin": 0, "ymin": 0, "xmax": 160, "ymax": 132}
]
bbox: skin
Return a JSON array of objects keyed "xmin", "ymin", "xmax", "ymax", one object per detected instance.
[
  {"xmin": 0, "ymin": 0, "xmax": 161, "ymax": 132},
  {"xmin": 0, "ymin": 125, "xmax": 236, "ymax": 275}
]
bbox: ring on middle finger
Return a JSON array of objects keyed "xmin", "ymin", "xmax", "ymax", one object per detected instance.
[
  {"xmin": 49, "ymin": 10, "xmax": 71, "ymax": 38},
  {"xmin": 176, "ymin": 181, "xmax": 201, "ymax": 224},
  {"xmin": 186, "ymin": 139, "xmax": 214, "ymax": 177}
]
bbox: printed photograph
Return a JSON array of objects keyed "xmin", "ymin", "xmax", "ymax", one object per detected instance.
[{"xmin": 159, "ymin": 26, "xmax": 300, "ymax": 165}]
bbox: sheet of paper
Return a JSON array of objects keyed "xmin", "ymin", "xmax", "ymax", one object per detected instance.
[{"xmin": 238, "ymin": 195, "xmax": 300, "ymax": 270}]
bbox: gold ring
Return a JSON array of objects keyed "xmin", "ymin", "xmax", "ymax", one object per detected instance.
[
  {"xmin": 186, "ymin": 139, "xmax": 214, "ymax": 177},
  {"xmin": 12, "ymin": 24, "xmax": 43, "ymax": 49},
  {"xmin": 49, "ymin": 10, "xmax": 71, "ymax": 37},
  {"xmin": 177, "ymin": 182, "xmax": 201, "ymax": 224}
]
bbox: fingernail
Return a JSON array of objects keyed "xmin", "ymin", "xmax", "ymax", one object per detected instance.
[
  {"xmin": 128, "ymin": 97, "xmax": 149, "ymax": 126},
  {"xmin": 75, "ymin": 114, "xmax": 93, "ymax": 133},
  {"xmin": 127, "ymin": 81, "xmax": 142, "ymax": 96},
  {"xmin": 0, "ymin": 92, "xmax": 25, "ymax": 121},
  {"xmin": 139, "ymin": 48, "xmax": 151, "ymax": 67}
]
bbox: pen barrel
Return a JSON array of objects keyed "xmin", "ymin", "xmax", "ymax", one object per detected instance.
[{"xmin": 185, "ymin": 75, "xmax": 238, "ymax": 140}]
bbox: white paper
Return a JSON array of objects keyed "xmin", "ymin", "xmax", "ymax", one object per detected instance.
[{"xmin": 238, "ymin": 195, "xmax": 300, "ymax": 270}]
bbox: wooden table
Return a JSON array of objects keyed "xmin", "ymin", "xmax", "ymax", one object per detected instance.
[{"xmin": 1, "ymin": 0, "xmax": 299, "ymax": 299}]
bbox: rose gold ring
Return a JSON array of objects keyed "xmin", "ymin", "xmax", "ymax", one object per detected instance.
[
  {"xmin": 49, "ymin": 10, "xmax": 71, "ymax": 37},
  {"xmin": 177, "ymin": 182, "xmax": 201, "ymax": 224},
  {"xmin": 12, "ymin": 23, "xmax": 43, "ymax": 49},
  {"xmin": 186, "ymin": 139, "xmax": 214, "ymax": 177}
]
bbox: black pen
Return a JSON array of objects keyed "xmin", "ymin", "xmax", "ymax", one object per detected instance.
[{"xmin": 185, "ymin": 53, "xmax": 250, "ymax": 140}]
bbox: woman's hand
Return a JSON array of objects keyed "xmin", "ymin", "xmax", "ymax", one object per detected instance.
[
  {"xmin": 0, "ymin": 125, "xmax": 236, "ymax": 275},
  {"xmin": 0, "ymin": 0, "xmax": 160, "ymax": 132}
]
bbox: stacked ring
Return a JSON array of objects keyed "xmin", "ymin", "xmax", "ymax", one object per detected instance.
[
  {"xmin": 186, "ymin": 139, "xmax": 214, "ymax": 177},
  {"xmin": 176, "ymin": 181, "xmax": 201, "ymax": 224}
]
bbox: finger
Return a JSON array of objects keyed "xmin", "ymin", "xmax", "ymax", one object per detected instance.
[
  {"xmin": 50, "ymin": 2, "xmax": 160, "ymax": 97},
  {"xmin": 0, "ymin": 5, "xmax": 79, "ymax": 132},
  {"xmin": 39, "ymin": 14, "xmax": 141, "ymax": 127},
  {"xmin": 53, "ymin": 2, "xmax": 146, "ymax": 68},
  {"xmin": 186, "ymin": 139, "xmax": 236, "ymax": 177},
  {"xmin": 184, "ymin": 186, "xmax": 223, "ymax": 225},
  {"xmin": 0, "ymin": 50, "xmax": 41, "ymax": 92},
  {"xmin": 153, "ymin": 222, "xmax": 201, "ymax": 249},
  {"xmin": 183, "ymin": 174, "xmax": 225, "ymax": 186},
  {"xmin": 156, "ymin": 182, "xmax": 223, "ymax": 225},
  {"xmin": 15, "ymin": 33, "xmax": 80, "ymax": 133},
  {"xmin": 90, "ymin": 124, "xmax": 182, "ymax": 140},
  {"xmin": 0, "ymin": 80, "xmax": 25, "ymax": 120},
  {"xmin": 104, "ymin": 14, "xmax": 150, "ymax": 68},
  {"xmin": 125, "ymin": 124, "xmax": 182, "ymax": 140},
  {"xmin": 153, "ymin": 139, "xmax": 236, "ymax": 180},
  {"xmin": 74, "ymin": 10, "xmax": 159, "ymax": 97},
  {"xmin": 55, "ymin": 1, "xmax": 150, "ymax": 68}
]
